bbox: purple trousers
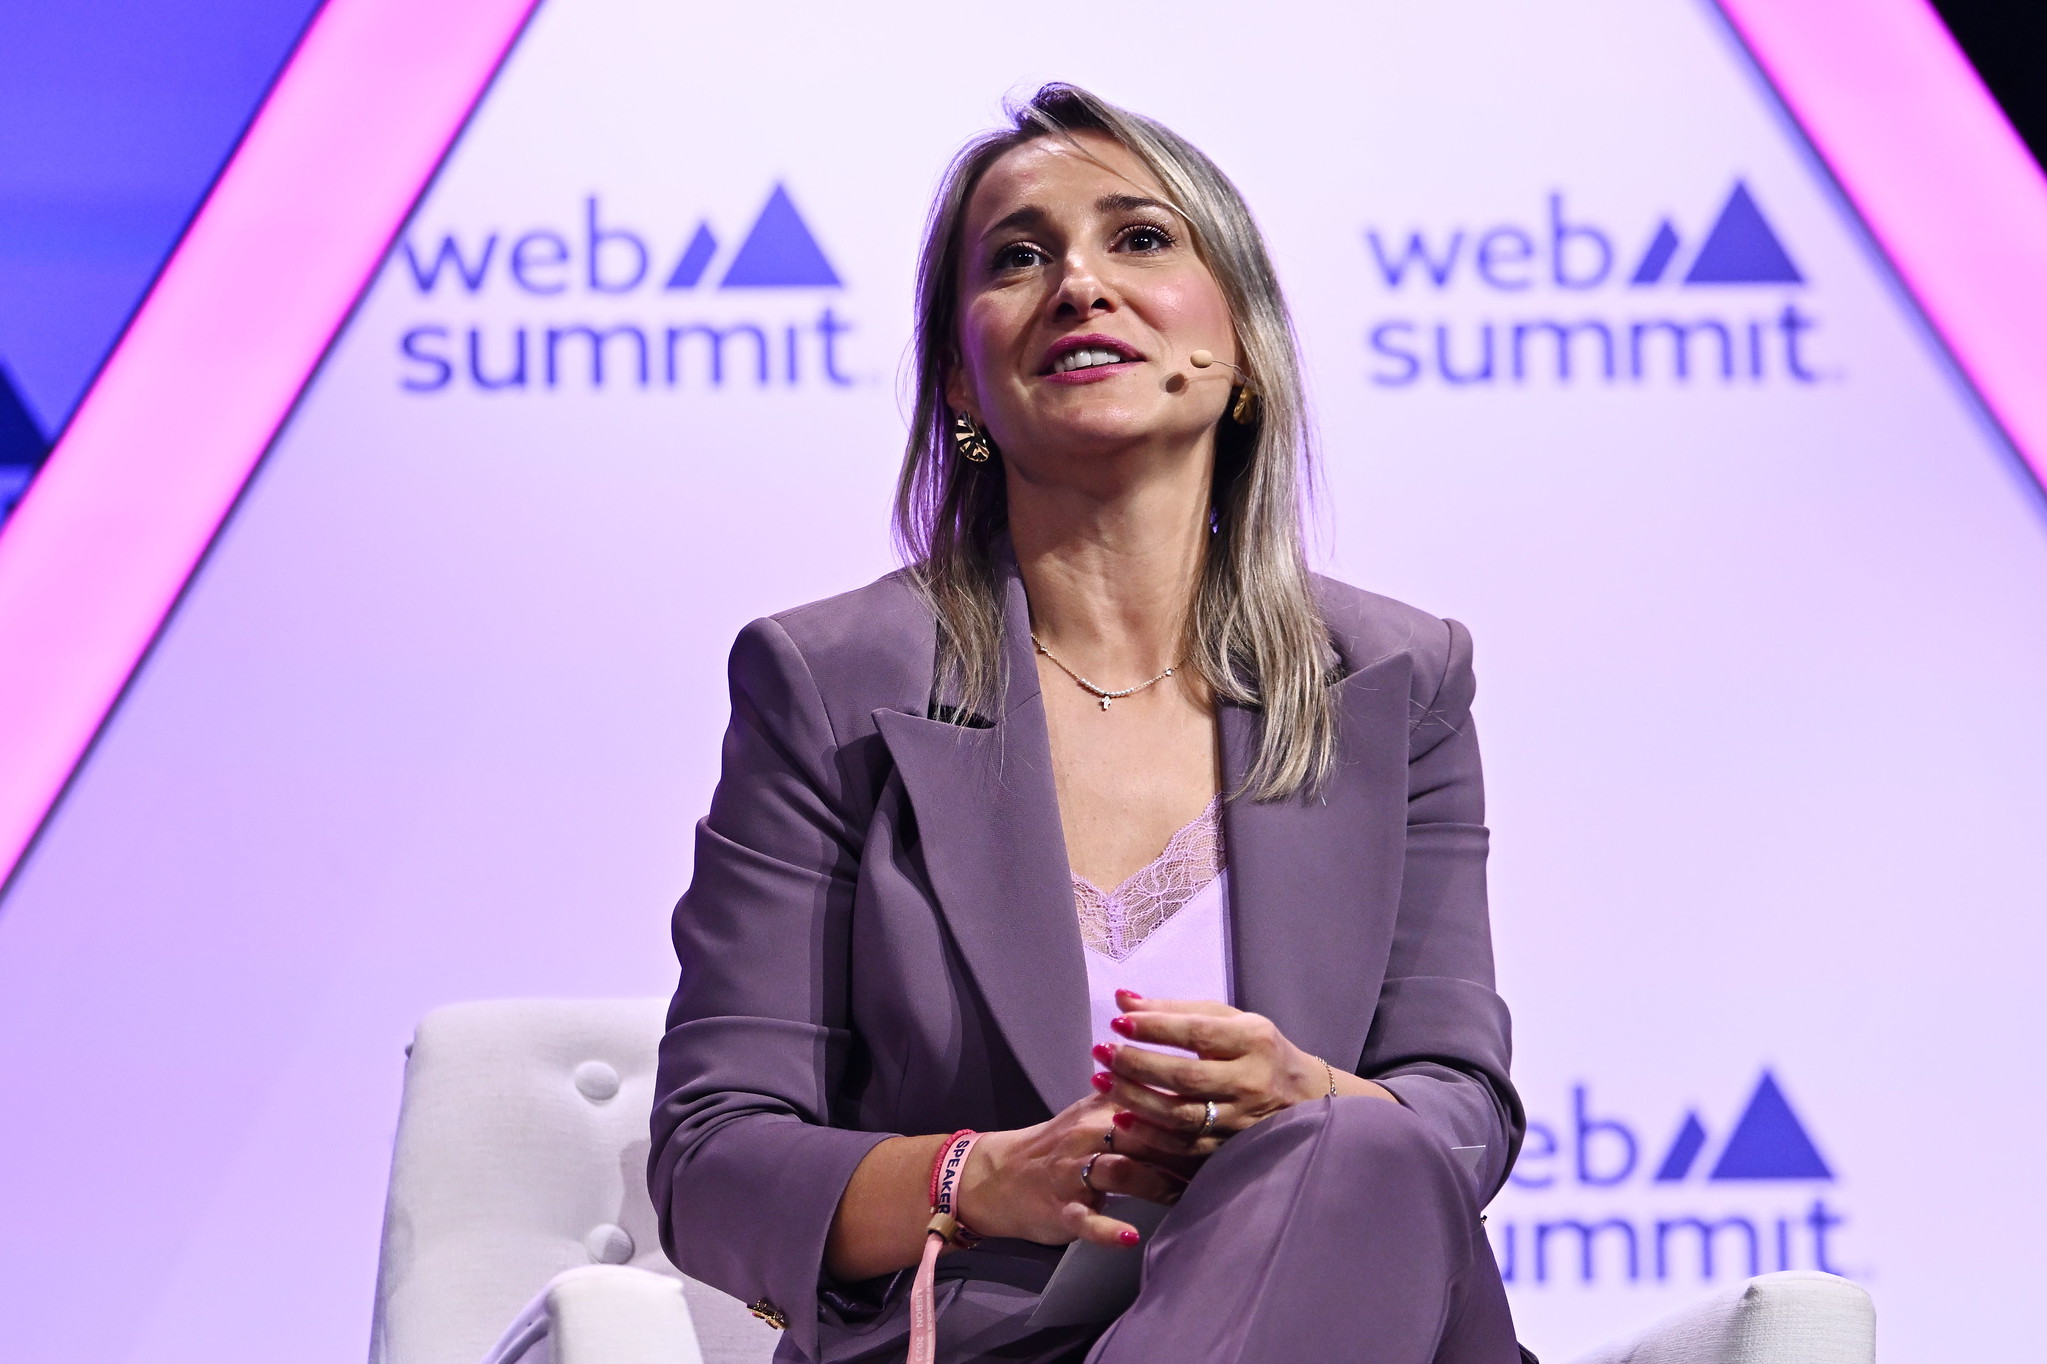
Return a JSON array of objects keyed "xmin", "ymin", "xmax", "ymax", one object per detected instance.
[{"xmin": 802, "ymin": 1097, "xmax": 1519, "ymax": 1364}]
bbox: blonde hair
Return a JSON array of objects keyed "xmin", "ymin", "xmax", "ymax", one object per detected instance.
[{"xmin": 893, "ymin": 83, "xmax": 1333, "ymax": 800}]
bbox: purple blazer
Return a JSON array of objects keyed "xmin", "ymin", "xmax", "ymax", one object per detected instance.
[{"xmin": 649, "ymin": 555, "xmax": 1521, "ymax": 1361}]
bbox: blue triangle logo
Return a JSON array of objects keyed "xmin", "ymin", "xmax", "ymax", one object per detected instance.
[
  {"xmin": 1653, "ymin": 1110, "xmax": 1708, "ymax": 1181},
  {"xmin": 1631, "ymin": 220, "xmax": 1681, "ymax": 286},
  {"xmin": 719, "ymin": 184, "xmax": 841, "ymax": 289},
  {"xmin": 1709, "ymin": 1071, "xmax": 1833, "ymax": 1180},
  {"xmin": 666, "ymin": 221, "xmax": 719, "ymax": 290},
  {"xmin": 1684, "ymin": 181, "xmax": 1802, "ymax": 285}
]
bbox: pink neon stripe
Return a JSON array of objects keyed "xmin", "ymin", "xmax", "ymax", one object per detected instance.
[
  {"xmin": 0, "ymin": 0, "xmax": 539, "ymax": 885},
  {"xmin": 1719, "ymin": 0, "xmax": 2047, "ymax": 486}
]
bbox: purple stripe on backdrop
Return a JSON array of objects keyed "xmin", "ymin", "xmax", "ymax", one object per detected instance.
[
  {"xmin": 0, "ymin": 0, "xmax": 326, "ymax": 452},
  {"xmin": 0, "ymin": 0, "xmax": 543, "ymax": 893},
  {"xmin": 1717, "ymin": 0, "xmax": 2047, "ymax": 491}
]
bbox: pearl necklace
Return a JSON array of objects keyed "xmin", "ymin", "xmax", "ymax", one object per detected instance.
[{"xmin": 1031, "ymin": 636, "xmax": 1182, "ymax": 711}]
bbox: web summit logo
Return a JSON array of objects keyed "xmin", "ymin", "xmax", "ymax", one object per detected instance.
[
  {"xmin": 1365, "ymin": 181, "xmax": 1822, "ymax": 389},
  {"xmin": 395, "ymin": 184, "xmax": 855, "ymax": 395},
  {"xmin": 1492, "ymin": 1071, "xmax": 1853, "ymax": 1290}
]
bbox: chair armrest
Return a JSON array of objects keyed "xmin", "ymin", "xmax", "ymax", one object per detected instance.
[
  {"xmin": 1568, "ymin": 1271, "xmax": 1874, "ymax": 1364},
  {"xmin": 481, "ymin": 1265, "xmax": 704, "ymax": 1364}
]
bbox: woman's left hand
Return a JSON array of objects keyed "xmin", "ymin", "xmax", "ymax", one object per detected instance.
[{"xmin": 1090, "ymin": 990, "xmax": 1389, "ymax": 1166}]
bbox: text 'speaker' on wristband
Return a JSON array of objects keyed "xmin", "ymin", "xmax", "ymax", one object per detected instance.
[{"xmin": 910, "ymin": 1130, "xmax": 982, "ymax": 1364}]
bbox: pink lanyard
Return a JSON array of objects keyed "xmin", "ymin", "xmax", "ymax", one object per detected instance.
[{"xmin": 909, "ymin": 1130, "xmax": 982, "ymax": 1364}]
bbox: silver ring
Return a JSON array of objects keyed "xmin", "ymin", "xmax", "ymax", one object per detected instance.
[
  {"xmin": 1196, "ymin": 1100, "xmax": 1218, "ymax": 1140},
  {"xmin": 1103, "ymin": 1127, "xmax": 1116, "ymax": 1151},
  {"xmin": 1080, "ymin": 1153, "xmax": 1103, "ymax": 1194}
]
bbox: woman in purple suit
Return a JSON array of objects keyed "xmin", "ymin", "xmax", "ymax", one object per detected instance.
[{"xmin": 650, "ymin": 84, "xmax": 1524, "ymax": 1363}]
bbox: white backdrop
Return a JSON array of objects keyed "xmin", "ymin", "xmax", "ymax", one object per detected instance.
[{"xmin": 0, "ymin": 2, "xmax": 2043, "ymax": 1360}]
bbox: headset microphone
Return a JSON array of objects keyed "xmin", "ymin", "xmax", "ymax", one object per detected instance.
[
  {"xmin": 1188, "ymin": 350, "xmax": 1259, "ymax": 423},
  {"xmin": 1188, "ymin": 349, "xmax": 1252, "ymax": 382}
]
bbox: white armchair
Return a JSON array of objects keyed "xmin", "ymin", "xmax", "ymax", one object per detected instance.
[
  {"xmin": 368, "ymin": 1000, "xmax": 1874, "ymax": 1364},
  {"xmin": 368, "ymin": 998, "xmax": 779, "ymax": 1364}
]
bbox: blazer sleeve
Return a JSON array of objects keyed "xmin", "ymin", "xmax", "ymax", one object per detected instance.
[
  {"xmin": 1358, "ymin": 617, "xmax": 1526, "ymax": 1199},
  {"xmin": 648, "ymin": 616, "xmax": 893, "ymax": 1362}
]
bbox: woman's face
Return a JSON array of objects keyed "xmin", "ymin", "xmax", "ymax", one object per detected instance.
[{"xmin": 947, "ymin": 133, "xmax": 1239, "ymax": 475}]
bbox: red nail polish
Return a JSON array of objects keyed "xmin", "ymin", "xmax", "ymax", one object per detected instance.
[
  {"xmin": 1118, "ymin": 989, "xmax": 1143, "ymax": 1001},
  {"xmin": 1113, "ymin": 1110, "xmax": 1136, "ymax": 1129},
  {"xmin": 1119, "ymin": 1228, "xmax": 1142, "ymax": 1246},
  {"xmin": 1091, "ymin": 1071, "xmax": 1113, "ymax": 1092},
  {"xmin": 1092, "ymin": 1043, "xmax": 1115, "ymax": 1064},
  {"xmin": 1110, "ymin": 1015, "xmax": 1134, "ymax": 1037}
]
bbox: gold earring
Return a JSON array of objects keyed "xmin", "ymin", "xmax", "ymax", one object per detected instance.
[
  {"xmin": 951, "ymin": 409, "xmax": 993, "ymax": 463},
  {"xmin": 1230, "ymin": 385, "xmax": 1257, "ymax": 425}
]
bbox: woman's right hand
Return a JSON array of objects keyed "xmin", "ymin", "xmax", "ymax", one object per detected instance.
[{"xmin": 959, "ymin": 1093, "xmax": 1186, "ymax": 1250}]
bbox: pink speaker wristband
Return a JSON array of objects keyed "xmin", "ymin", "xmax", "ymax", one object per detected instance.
[{"xmin": 909, "ymin": 1129, "xmax": 981, "ymax": 1364}]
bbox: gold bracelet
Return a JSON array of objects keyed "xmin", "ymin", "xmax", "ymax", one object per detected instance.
[{"xmin": 1322, "ymin": 1058, "xmax": 1338, "ymax": 1098}]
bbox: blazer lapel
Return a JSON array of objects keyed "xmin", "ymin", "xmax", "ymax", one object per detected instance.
[
  {"xmin": 871, "ymin": 559, "xmax": 1093, "ymax": 1118},
  {"xmin": 1222, "ymin": 651, "xmax": 1414, "ymax": 1072}
]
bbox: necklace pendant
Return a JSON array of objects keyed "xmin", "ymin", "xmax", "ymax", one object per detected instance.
[{"xmin": 1098, "ymin": 696, "xmax": 1113, "ymax": 712}]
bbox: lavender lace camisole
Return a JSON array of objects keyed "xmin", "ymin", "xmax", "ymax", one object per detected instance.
[{"xmin": 1073, "ymin": 794, "xmax": 1232, "ymax": 1052}]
